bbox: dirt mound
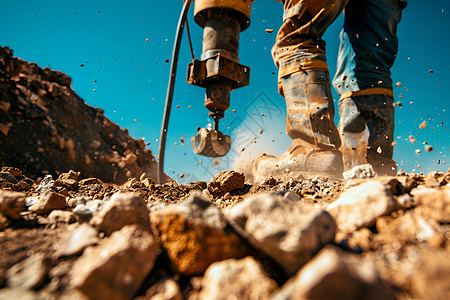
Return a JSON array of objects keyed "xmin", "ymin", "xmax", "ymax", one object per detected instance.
[{"xmin": 0, "ymin": 46, "xmax": 169, "ymax": 184}]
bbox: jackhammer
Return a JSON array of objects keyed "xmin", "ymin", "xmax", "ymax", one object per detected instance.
[{"xmin": 158, "ymin": 0, "xmax": 252, "ymax": 182}]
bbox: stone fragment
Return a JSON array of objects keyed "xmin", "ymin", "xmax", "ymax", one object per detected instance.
[
  {"xmin": 225, "ymin": 191, "xmax": 336, "ymax": 275},
  {"xmin": 273, "ymin": 246, "xmax": 396, "ymax": 300},
  {"xmin": 54, "ymin": 223, "xmax": 99, "ymax": 258},
  {"xmin": 73, "ymin": 200, "xmax": 104, "ymax": 222},
  {"xmin": 29, "ymin": 191, "xmax": 67, "ymax": 215},
  {"xmin": 411, "ymin": 186, "xmax": 450, "ymax": 223},
  {"xmin": 5, "ymin": 254, "xmax": 51, "ymax": 289},
  {"xmin": 36, "ymin": 175, "xmax": 55, "ymax": 193},
  {"xmin": 0, "ymin": 190, "xmax": 26, "ymax": 219},
  {"xmin": 55, "ymin": 170, "xmax": 80, "ymax": 190},
  {"xmin": 138, "ymin": 278, "xmax": 182, "ymax": 300},
  {"xmin": 0, "ymin": 172, "xmax": 18, "ymax": 183},
  {"xmin": 1, "ymin": 167, "xmax": 22, "ymax": 178},
  {"xmin": 207, "ymin": 170, "xmax": 245, "ymax": 197},
  {"xmin": 343, "ymin": 164, "xmax": 376, "ymax": 179},
  {"xmin": 70, "ymin": 225, "xmax": 159, "ymax": 300},
  {"xmin": 199, "ymin": 257, "xmax": 277, "ymax": 300},
  {"xmin": 48, "ymin": 210, "xmax": 78, "ymax": 224},
  {"xmin": 90, "ymin": 192, "xmax": 151, "ymax": 235},
  {"xmin": 17, "ymin": 180, "xmax": 31, "ymax": 191},
  {"xmin": 151, "ymin": 191, "xmax": 251, "ymax": 275},
  {"xmin": 411, "ymin": 249, "xmax": 450, "ymax": 300},
  {"xmin": 327, "ymin": 180, "xmax": 397, "ymax": 233}
]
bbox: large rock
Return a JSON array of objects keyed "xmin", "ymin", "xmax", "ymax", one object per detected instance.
[
  {"xmin": 151, "ymin": 191, "xmax": 251, "ymax": 275},
  {"xmin": 5, "ymin": 254, "xmax": 51, "ymax": 289},
  {"xmin": 225, "ymin": 191, "xmax": 336, "ymax": 275},
  {"xmin": 70, "ymin": 224, "xmax": 159, "ymax": 300},
  {"xmin": 411, "ymin": 186, "xmax": 450, "ymax": 223},
  {"xmin": 207, "ymin": 170, "xmax": 245, "ymax": 197},
  {"xmin": 273, "ymin": 246, "xmax": 396, "ymax": 300},
  {"xmin": 327, "ymin": 180, "xmax": 397, "ymax": 232},
  {"xmin": 90, "ymin": 192, "xmax": 151, "ymax": 235},
  {"xmin": 0, "ymin": 190, "xmax": 26, "ymax": 219},
  {"xmin": 199, "ymin": 256, "xmax": 277, "ymax": 300},
  {"xmin": 28, "ymin": 191, "xmax": 67, "ymax": 214}
]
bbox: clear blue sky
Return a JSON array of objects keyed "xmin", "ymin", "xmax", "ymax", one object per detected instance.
[{"xmin": 1, "ymin": 0, "xmax": 449, "ymax": 183}]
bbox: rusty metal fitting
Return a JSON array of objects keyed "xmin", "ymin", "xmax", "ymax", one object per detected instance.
[{"xmin": 193, "ymin": 0, "xmax": 252, "ymax": 30}]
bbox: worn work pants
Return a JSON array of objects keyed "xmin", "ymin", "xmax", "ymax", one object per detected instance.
[{"xmin": 273, "ymin": 0, "xmax": 404, "ymax": 174}]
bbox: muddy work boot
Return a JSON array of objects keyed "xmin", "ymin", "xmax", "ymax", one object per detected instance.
[
  {"xmin": 253, "ymin": 67, "xmax": 343, "ymax": 181},
  {"xmin": 253, "ymin": 138, "xmax": 343, "ymax": 181},
  {"xmin": 338, "ymin": 91, "xmax": 397, "ymax": 178}
]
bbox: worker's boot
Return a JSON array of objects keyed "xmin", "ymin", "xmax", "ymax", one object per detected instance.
[
  {"xmin": 253, "ymin": 68, "xmax": 343, "ymax": 181},
  {"xmin": 338, "ymin": 91, "xmax": 396, "ymax": 178}
]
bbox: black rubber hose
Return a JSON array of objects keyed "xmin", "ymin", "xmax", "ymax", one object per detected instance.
[{"xmin": 157, "ymin": 0, "xmax": 193, "ymax": 183}]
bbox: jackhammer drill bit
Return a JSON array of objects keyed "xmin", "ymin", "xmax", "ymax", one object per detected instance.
[{"xmin": 187, "ymin": 0, "xmax": 251, "ymax": 157}]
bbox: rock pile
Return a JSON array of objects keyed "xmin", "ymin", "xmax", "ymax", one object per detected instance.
[
  {"xmin": 0, "ymin": 46, "xmax": 168, "ymax": 184},
  {"xmin": 1, "ymin": 167, "xmax": 449, "ymax": 300}
]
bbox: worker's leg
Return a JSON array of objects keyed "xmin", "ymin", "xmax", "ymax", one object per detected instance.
[
  {"xmin": 332, "ymin": 0, "xmax": 405, "ymax": 177},
  {"xmin": 253, "ymin": 0, "xmax": 347, "ymax": 181}
]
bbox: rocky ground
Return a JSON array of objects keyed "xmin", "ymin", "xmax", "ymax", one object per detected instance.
[
  {"xmin": 0, "ymin": 167, "xmax": 449, "ymax": 300},
  {"xmin": 1, "ymin": 46, "xmax": 450, "ymax": 300}
]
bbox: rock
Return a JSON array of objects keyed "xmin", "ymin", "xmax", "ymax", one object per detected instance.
[
  {"xmin": 28, "ymin": 191, "xmax": 67, "ymax": 214},
  {"xmin": 151, "ymin": 191, "xmax": 251, "ymax": 275},
  {"xmin": 0, "ymin": 190, "xmax": 26, "ymax": 219},
  {"xmin": 411, "ymin": 249, "xmax": 450, "ymax": 300},
  {"xmin": 1, "ymin": 167, "xmax": 22, "ymax": 178},
  {"xmin": 273, "ymin": 246, "xmax": 396, "ymax": 300},
  {"xmin": 54, "ymin": 223, "xmax": 99, "ymax": 258},
  {"xmin": 70, "ymin": 224, "xmax": 159, "ymax": 300},
  {"xmin": 36, "ymin": 175, "xmax": 55, "ymax": 193},
  {"xmin": 225, "ymin": 191, "xmax": 336, "ymax": 275},
  {"xmin": 73, "ymin": 200, "xmax": 104, "ymax": 222},
  {"xmin": 199, "ymin": 256, "xmax": 277, "ymax": 300},
  {"xmin": 411, "ymin": 186, "xmax": 450, "ymax": 223},
  {"xmin": 67, "ymin": 196, "xmax": 93, "ymax": 208},
  {"xmin": 327, "ymin": 180, "xmax": 397, "ymax": 233},
  {"xmin": 5, "ymin": 253, "xmax": 51, "ymax": 289},
  {"xmin": 47, "ymin": 210, "xmax": 78, "ymax": 224},
  {"xmin": 376, "ymin": 212, "xmax": 438, "ymax": 244},
  {"xmin": 343, "ymin": 164, "xmax": 376, "ymax": 179},
  {"xmin": 207, "ymin": 170, "xmax": 245, "ymax": 197},
  {"xmin": 0, "ymin": 172, "xmax": 18, "ymax": 184},
  {"xmin": 90, "ymin": 192, "xmax": 151, "ymax": 235},
  {"xmin": 0, "ymin": 288, "xmax": 48, "ymax": 300},
  {"xmin": 137, "ymin": 278, "xmax": 182, "ymax": 300},
  {"xmin": 55, "ymin": 170, "xmax": 80, "ymax": 190}
]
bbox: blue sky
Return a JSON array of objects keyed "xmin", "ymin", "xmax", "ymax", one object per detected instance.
[{"xmin": 1, "ymin": 0, "xmax": 449, "ymax": 183}]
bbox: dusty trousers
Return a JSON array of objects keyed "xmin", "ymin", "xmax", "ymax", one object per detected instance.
[{"xmin": 270, "ymin": 0, "xmax": 405, "ymax": 176}]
